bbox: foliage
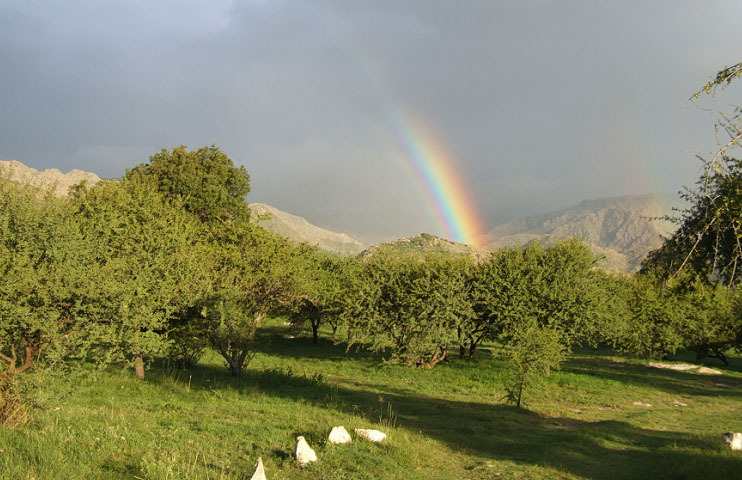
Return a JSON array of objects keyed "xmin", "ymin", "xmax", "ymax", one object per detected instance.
[
  {"xmin": 643, "ymin": 61, "xmax": 742, "ymax": 285},
  {"xmin": 468, "ymin": 239, "xmax": 599, "ymax": 357},
  {"xmin": 503, "ymin": 324, "xmax": 566, "ymax": 408},
  {"xmin": 674, "ymin": 277, "xmax": 740, "ymax": 364},
  {"xmin": 126, "ymin": 145, "xmax": 251, "ymax": 223},
  {"xmin": 345, "ymin": 249, "xmax": 473, "ymax": 367},
  {"xmin": 288, "ymin": 251, "xmax": 359, "ymax": 344},
  {"xmin": 0, "ymin": 180, "xmax": 87, "ymax": 373},
  {"xmin": 200, "ymin": 221, "xmax": 309, "ymax": 376},
  {"xmin": 70, "ymin": 178, "xmax": 201, "ymax": 379},
  {"xmin": 614, "ymin": 274, "xmax": 688, "ymax": 359},
  {"xmin": 165, "ymin": 306, "xmax": 210, "ymax": 368}
]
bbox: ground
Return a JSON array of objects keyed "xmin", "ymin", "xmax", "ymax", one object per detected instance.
[{"xmin": 0, "ymin": 320, "xmax": 740, "ymax": 479}]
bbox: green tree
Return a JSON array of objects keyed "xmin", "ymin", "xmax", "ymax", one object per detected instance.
[
  {"xmin": 469, "ymin": 239, "xmax": 599, "ymax": 355},
  {"xmin": 200, "ymin": 222, "xmax": 306, "ymax": 377},
  {"xmin": 345, "ymin": 250, "xmax": 472, "ymax": 367},
  {"xmin": 503, "ymin": 323, "xmax": 566, "ymax": 408},
  {"xmin": 616, "ymin": 274, "xmax": 688, "ymax": 359},
  {"xmin": 643, "ymin": 62, "xmax": 742, "ymax": 286},
  {"xmin": 72, "ymin": 179, "xmax": 201, "ymax": 380},
  {"xmin": 126, "ymin": 145, "xmax": 251, "ymax": 223},
  {"xmin": 0, "ymin": 180, "xmax": 87, "ymax": 372},
  {"xmin": 289, "ymin": 252, "xmax": 359, "ymax": 344}
]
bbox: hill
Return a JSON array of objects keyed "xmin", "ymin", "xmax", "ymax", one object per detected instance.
[
  {"xmin": 479, "ymin": 194, "xmax": 680, "ymax": 271},
  {"xmin": 0, "ymin": 160, "xmax": 101, "ymax": 196},
  {"xmin": 250, "ymin": 203, "xmax": 365, "ymax": 256},
  {"xmin": 361, "ymin": 232, "xmax": 490, "ymax": 261}
]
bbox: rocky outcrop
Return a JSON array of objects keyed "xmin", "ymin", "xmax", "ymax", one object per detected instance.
[
  {"xmin": 360, "ymin": 233, "xmax": 490, "ymax": 262},
  {"xmin": 0, "ymin": 160, "xmax": 100, "ymax": 197}
]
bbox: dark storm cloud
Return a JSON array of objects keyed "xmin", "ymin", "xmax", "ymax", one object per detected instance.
[{"xmin": 1, "ymin": 0, "xmax": 741, "ymax": 240}]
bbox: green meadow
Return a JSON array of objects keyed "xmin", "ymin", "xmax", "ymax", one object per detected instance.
[{"xmin": 1, "ymin": 320, "xmax": 740, "ymax": 480}]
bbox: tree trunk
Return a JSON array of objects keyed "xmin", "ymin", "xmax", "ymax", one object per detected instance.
[
  {"xmin": 331, "ymin": 324, "xmax": 338, "ymax": 342},
  {"xmin": 468, "ymin": 341, "xmax": 477, "ymax": 359},
  {"xmin": 134, "ymin": 354, "xmax": 145, "ymax": 380},
  {"xmin": 311, "ymin": 319, "xmax": 320, "ymax": 344},
  {"xmin": 457, "ymin": 327, "xmax": 465, "ymax": 359}
]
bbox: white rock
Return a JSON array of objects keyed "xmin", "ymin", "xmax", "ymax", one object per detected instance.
[
  {"xmin": 249, "ymin": 457, "xmax": 267, "ymax": 480},
  {"xmin": 722, "ymin": 432, "xmax": 742, "ymax": 451},
  {"xmin": 328, "ymin": 426, "xmax": 352, "ymax": 444},
  {"xmin": 295, "ymin": 436, "xmax": 317, "ymax": 466},
  {"xmin": 355, "ymin": 428, "xmax": 387, "ymax": 443}
]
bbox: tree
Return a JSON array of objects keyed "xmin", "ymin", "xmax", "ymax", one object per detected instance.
[
  {"xmin": 345, "ymin": 250, "xmax": 472, "ymax": 367},
  {"xmin": 503, "ymin": 324, "xmax": 566, "ymax": 409},
  {"xmin": 469, "ymin": 239, "xmax": 599, "ymax": 356},
  {"xmin": 289, "ymin": 252, "xmax": 359, "ymax": 344},
  {"xmin": 0, "ymin": 180, "xmax": 87, "ymax": 372},
  {"xmin": 71, "ymin": 178, "xmax": 201, "ymax": 380},
  {"xmin": 200, "ymin": 222, "xmax": 307, "ymax": 377},
  {"xmin": 126, "ymin": 145, "xmax": 251, "ymax": 223},
  {"xmin": 643, "ymin": 62, "xmax": 742, "ymax": 286}
]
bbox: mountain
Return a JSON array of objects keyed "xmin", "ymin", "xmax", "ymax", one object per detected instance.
[
  {"xmin": 0, "ymin": 160, "xmax": 101, "ymax": 196},
  {"xmin": 250, "ymin": 203, "xmax": 365, "ymax": 256},
  {"xmin": 361, "ymin": 232, "xmax": 490, "ymax": 261},
  {"xmin": 478, "ymin": 193, "xmax": 681, "ymax": 271}
]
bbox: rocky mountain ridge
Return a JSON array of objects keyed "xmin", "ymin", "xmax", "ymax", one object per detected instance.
[
  {"xmin": 0, "ymin": 160, "xmax": 101, "ymax": 196},
  {"xmin": 249, "ymin": 203, "xmax": 365, "ymax": 256},
  {"xmin": 479, "ymin": 193, "xmax": 680, "ymax": 271}
]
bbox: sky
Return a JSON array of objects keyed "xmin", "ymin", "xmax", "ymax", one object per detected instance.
[{"xmin": 1, "ymin": 1, "xmax": 741, "ymax": 244}]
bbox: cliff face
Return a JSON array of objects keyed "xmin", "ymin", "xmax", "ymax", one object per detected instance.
[
  {"xmin": 479, "ymin": 194, "xmax": 681, "ymax": 271},
  {"xmin": 0, "ymin": 160, "xmax": 100, "ymax": 196},
  {"xmin": 250, "ymin": 202, "xmax": 365, "ymax": 256}
]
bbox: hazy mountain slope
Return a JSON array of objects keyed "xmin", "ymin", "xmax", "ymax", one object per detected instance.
[
  {"xmin": 250, "ymin": 203, "xmax": 365, "ymax": 256},
  {"xmin": 0, "ymin": 160, "xmax": 100, "ymax": 196},
  {"xmin": 361, "ymin": 233, "xmax": 490, "ymax": 262},
  {"xmin": 479, "ymin": 194, "xmax": 680, "ymax": 271}
]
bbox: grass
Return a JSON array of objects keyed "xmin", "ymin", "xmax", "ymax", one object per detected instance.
[{"xmin": 1, "ymin": 320, "xmax": 741, "ymax": 479}]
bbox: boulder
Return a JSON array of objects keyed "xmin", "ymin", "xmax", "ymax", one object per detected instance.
[
  {"xmin": 722, "ymin": 432, "xmax": 742, "ymax": 451},
  {"xmin": 295, "ymin": 436, "xmax": 317, "ymax": 466},
  {"xmin": 355, "ymin": 428, "xmax": 387, "ymax": 443},
  {"xmin": 328, "ymin": 426, "xmax": 352, "ymax": 444},
  {"xmin": 249, "ymin": 457, "xmax": 266, "ymax": 480}
]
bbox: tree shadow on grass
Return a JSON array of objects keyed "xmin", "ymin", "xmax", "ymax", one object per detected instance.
[
  {"xmin": 251, "ymin": 326, "xmax": 382, "ymax": 363},
  {"xmin": 564, "ymin": 356, "xmax": 742, "ymax": 399},
  {"xmin": 148, "ymin": 362, "xmax": 742, "ymax": 480}
]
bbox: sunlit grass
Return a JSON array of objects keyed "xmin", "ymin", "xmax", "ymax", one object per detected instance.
[{"xmin": 0, "ymin": 320, "xmax": 740, "ymax": 479}]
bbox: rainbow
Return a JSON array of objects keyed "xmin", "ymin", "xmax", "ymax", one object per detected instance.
[
  {"xmin": 385, "ymin": 106, "xmax": 486, "ymax": 247},
  {"xmin": 349, "ymin": 49, "xmax": 486, "ymax": 246}
]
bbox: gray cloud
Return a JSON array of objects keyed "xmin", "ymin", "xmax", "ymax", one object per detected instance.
[{"xmin": 2, "ymin": 0, "xmax": 741, "ymax": 241}]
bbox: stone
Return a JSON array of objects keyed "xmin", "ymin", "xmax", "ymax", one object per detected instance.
[
  {"xmin": 355, "ymin": 428, "xmax": 387, "ymax": 443},
  {"xmin": 722, "ymin": 432, "xmax": 742, "ymax": 451},
  {"xmin": 328, "ymin": 426, "xmax": 352, "ymax": 444},
  {"xmin": 295, "ymin": 436, "xmax": 317, "ymax": 466},
  {"xmin": 249, "ymin": 457, "xmax": 266, "ymax": 480}
]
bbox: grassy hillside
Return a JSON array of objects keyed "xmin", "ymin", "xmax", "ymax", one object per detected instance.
[{"xmin": 1, "ymin": 320, "xmax": 741, "ymax": 479}]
